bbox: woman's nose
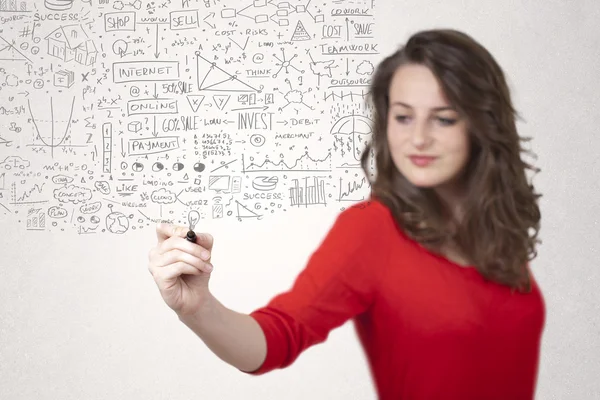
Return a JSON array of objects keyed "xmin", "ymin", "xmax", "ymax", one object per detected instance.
[{"xmin": 410, "ymin": 122, "xmax": 433, "ymax": 149}]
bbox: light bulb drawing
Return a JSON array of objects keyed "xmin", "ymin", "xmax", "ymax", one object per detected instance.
[{"xmin": 187, "ymin": 210, "xmax": 201, "ymax": 231}]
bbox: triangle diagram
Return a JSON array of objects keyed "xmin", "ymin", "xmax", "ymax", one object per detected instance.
[
  {"xmin": 186, "ymin": 95, "xmax": 205, "ymax": 112},
  {"xmin": 196, "ymin": 52, "xmax": 259, "ymax": 92},
  {"xmin": 213, "ymin": 95, "xmax": 230, "ymax": 110},
  {"xmin": 236, "ymin": 200, "xmax": 261, "ymax": 220},
  {"xmin": 291, "ymin": 21, "xmax": 310, "ymax": 41}
]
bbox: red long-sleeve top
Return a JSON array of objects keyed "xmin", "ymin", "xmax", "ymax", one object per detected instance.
[{"xmin": 244, "ymin": 199, "xmax": 546, "ymax": 400}]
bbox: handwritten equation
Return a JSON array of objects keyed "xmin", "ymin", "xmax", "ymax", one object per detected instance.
[{"xmin": 0, "ymin": 0, "xmax": 378, "ymax": 234}]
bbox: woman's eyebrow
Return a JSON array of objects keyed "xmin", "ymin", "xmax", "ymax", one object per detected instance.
[{"xmin": 390, "ymin": 101, "xmax": 455, "ymax": 112}]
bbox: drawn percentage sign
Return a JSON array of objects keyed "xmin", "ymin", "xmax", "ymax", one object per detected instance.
[
  {"xmin": 228, "ymin": 21, "xmax": 237, "ymax": 27},
  {"xmin": 140, "ymin": 192, "xmax": 150, "ymax": 201}
]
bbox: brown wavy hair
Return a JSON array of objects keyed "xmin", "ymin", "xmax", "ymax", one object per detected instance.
[{"xmin": 361, "ymin": 29, "xmax": 542, "ymax": 293}]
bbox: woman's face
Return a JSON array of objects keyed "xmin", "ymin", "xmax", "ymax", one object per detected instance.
[{"xmin": 386, "ymin": 64, "xmax": 471, "ymax": 194}]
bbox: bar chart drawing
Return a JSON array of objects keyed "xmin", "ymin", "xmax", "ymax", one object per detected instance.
[
  {"xmin": 26, "ymin": 208, "xmax": 45, "ymax": 230},
  {"xmin": 289, "ymin": 177, "xmax": 327, "ymax": 207},
  {"xmin": 0, "ymin": 0, "xmax": 28, "ymax": 12}
]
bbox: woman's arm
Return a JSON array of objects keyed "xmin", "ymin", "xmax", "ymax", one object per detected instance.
[
  {"xmin": 244, "ymin": 201, "xmax": 393, "ymax": 375},
  {"xmin": 178, "ymin": 200, "xmax": 392, "ymax": 375},
  {"xmin": 178, "ymin": 292, "xmax": 267, "ymax": 373}
]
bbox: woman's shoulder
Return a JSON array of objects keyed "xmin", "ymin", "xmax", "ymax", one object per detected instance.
[{"xmin": 336, "ymin": 197, "xmax": 395, "ymax": 228}]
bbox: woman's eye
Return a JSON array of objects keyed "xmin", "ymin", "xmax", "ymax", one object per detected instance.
[
  {"xmin": 393, "ymin": 115, "xmax": 457, "ymax": 125},
  {"xmin": 438, "ymin": 118, "xmax": 457, "ymax": 126}
]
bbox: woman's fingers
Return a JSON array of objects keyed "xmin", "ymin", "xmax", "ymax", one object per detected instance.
[
  {"xmin": 155, "ymin": 223, "xmax": 187, "ymax": 243},
  {"xmin": 158, "ymin": 248, "xmax": 213, "ymax": 273},
  {"xmin": 159, "ymin": 235, "xmax": 211, "ymax": 261},
  {"xmin": 195, "ymin": 232, "xmax": 214, "ymax": 252},
  {"xmin": 155, "ymin": 223, "xmax": 214, "ymax": 254},
  {"xmin": 158, "ymin": 262, "xmax": 204, "ymax": 282},
  {"xmin": 149, "ymin": 223, "xmax": 214, "ymax": 280}
]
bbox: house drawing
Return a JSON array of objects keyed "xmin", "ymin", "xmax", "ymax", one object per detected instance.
[{"xmin": 45, "ymin": 24, "xmax": 97, "ymax": 66}]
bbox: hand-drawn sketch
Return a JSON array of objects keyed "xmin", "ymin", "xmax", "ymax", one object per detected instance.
[
  {"xmin": 0, "ymin": 0, "xmax": 379, "ymax": 233},
  {"xmin": 46, "ymin": 25, "xmax": 97, "ymax": 66},
  {"xmin": 44, "ymin": 0, "xmax": 73, "ymax": 12},
  {"xmin": 0, "ymin": 0, "xmax": 28, "ymax": 12}
]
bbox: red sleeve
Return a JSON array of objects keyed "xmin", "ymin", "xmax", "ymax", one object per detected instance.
[{"xmin": 242, "ymin": 201, "xmax": 391, "ymax": 375}]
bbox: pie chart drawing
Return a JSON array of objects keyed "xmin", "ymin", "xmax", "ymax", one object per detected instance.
[
  {"xmin": 330, "ymin": 115, "xmax": 373, "ymax": 161},
  {"xmin": 112, "ymin": 40, "xmax": 128, "ymax": 57},
  {"xmin": 45, "ymin": 0, "xmax": 74, "ymax": 11}
]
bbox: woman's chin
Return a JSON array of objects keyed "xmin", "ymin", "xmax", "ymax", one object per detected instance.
[{"xmin": 405, "ymin": 175, "xmax": 444, "ymax": 188}]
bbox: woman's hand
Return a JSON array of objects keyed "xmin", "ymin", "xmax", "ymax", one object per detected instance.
[{"xmin": 148, "ymin": 223, "xmax": 214, "ymax": 316}]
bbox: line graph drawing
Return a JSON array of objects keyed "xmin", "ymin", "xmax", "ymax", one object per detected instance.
[
  {"xmin": 196, "ymin": 51, "xmax": 262, "ymax": 92},
  {"xmin": 242, "ymin": 151, "xmax": 331, "ymax": 173},
  {"xmin": 27, "ymin": 97, "xmax": 77, "ymax": 158},
  {"xmin": 338, "ymin": 176, "xmax": 370, "ymax": 201},
  {"xmin": 78, "ymin": 225, "xmax": 98, "ymax": 234},
  {"xmin": 11, "ymin": 182, "xmax": 48, "ymax": 205}
]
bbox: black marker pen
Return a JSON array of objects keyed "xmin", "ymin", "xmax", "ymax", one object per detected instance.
[{"xmin": 185, "ymin": 230, "xmax": 197, "ymax": 243}]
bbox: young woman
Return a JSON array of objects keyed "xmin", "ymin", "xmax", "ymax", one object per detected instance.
[{"xmin": 148, "ymin": 29, "xmax": 546, "ymax": 400}]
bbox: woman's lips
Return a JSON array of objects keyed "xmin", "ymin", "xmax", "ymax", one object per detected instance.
[{"xmin": 409, "ymin": 156, "xmax": 437, "ymax": 167}]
